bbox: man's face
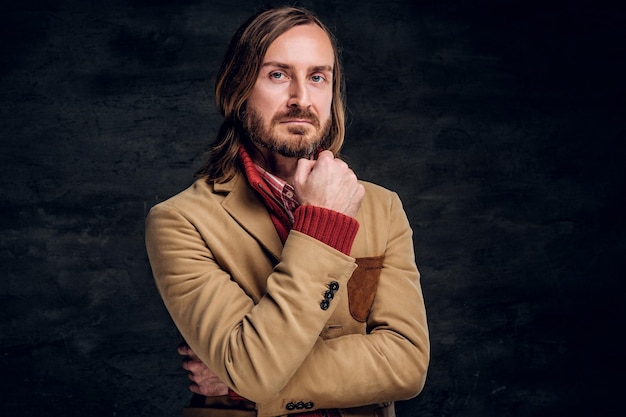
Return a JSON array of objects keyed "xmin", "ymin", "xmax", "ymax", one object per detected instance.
[{"xmin": 244, "ymin": 23, "xmax": 334, "ymax": 158}]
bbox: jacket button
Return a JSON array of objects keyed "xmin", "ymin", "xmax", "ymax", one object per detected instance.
[
  {"xmin": 296, "ymin": 401, "xmax": 305, "ymax": 409},
  {"xmin": 286, "ymin": 402, "xmax": 296, "ymax": 410},
  {"xmin": 329, "ymin": 281, "xmax": 339, "ymax": 291},
  {"xmin": 320, "ymin": 299, "xmax": 330, "ymax": 310},
  {"xmin": 324, "ymin": 290, "xmax": 334, "ymax": 300},
  {"xmin": 304, "ymin": 402, "xmax": 314, "ymax": 409}
]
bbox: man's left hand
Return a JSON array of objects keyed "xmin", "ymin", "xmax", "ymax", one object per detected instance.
[{"xmin": 177, "ymin": 341, "xmax": 229, "ymax": 396}]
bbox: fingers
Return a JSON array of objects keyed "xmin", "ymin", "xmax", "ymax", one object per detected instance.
[
  {"xmin": 185, "ymin": 363, "xmax": 218, "ymax": 382},
  {"xmin": 294, "ymin": 157, "xmax": 316, "ymax": 185},
  {"xmin": 295, "ymin": 150, "xmax": 335, "ymax": 183},
  {"xmin": 187, "ymin": 367, "xmax": 229, "ymax": 396},
  {"xmin": 307, "ymin": 150, "xmax": 340, "ymax": 176},
  {"xmin": 189, "ymin": 381, "xmax": 229, "ymax": 397},
  {"xmin": 182, "ymin": 357, "xmax": 215, "ymax": 376},
  {"xmin": 178, "ymin": 342, "xmax": 200, "ymax": 361},
  {"xmin": 293, "ymin": 151, "xmax": 363, "ymax": 217},
  {"xmin": 316, "ymin": 149, "xmax": 334, "ymax": 162},
  {"xmin": 177, "ymin": 341, "xmax": 229, "ymax": 397},
  {"xmin": 184, "ymin": 359, "xmax": 229, "ymax": 396},
  {"xmin": 177, "ymin": 343, "xmax": 190, "ymax": 356},
  {"xmin": 180, "ymin": 347, "xmax": 229, "ymax": 397}
]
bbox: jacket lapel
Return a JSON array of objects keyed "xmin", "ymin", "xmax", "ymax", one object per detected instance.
[{"xmin": 216, "ymin": 173, "xmax": 283, "ymax": 260}]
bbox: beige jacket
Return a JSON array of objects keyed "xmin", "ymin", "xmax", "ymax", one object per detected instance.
[{"xmin": 145, "ymin": 173, "xmax": 429, "ymax": 417}]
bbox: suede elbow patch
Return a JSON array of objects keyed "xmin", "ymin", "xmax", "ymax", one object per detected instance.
[{"xmin": 348, "ymin": 256, "xmax": 384, "ymax": 322}]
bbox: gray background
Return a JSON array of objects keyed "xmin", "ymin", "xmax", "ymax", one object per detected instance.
[{"xmin": 1, "ymin": 0, "xmax": 624, "ymax": 416}]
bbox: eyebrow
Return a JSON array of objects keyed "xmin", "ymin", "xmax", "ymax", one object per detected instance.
[{"xmin": 261, "ymin": 61, "xmax": 333, "ymax": 73}]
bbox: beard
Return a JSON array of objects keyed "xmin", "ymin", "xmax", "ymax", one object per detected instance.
[{"xmin": 243, "ymin": 107, "xmax": 332, "ymax": 158}]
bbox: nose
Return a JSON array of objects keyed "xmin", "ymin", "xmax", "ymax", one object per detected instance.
[{"xmin": 287, "ymin": 78, "xmax": 311, "ymax": 108}]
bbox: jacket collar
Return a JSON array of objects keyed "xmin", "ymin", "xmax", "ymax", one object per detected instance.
[{"xmin": 213, "ymin": 171, "xmax": 283, "ymax": 261}]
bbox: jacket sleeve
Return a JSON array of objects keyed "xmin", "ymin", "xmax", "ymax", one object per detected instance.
[
  {"xmin": 256, "ymin": 190, "xmax": 430, "ymax": 415},
  {"xmin": 145, "ymin": 202, "xmax": 358, "ymax": 403}
]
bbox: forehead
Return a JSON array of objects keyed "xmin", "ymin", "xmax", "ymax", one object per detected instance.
[{"xmin": 263, "ymin": 23, "xmax": 334, "ymax": 67}]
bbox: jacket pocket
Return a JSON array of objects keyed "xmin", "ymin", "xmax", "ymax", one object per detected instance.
[{"xmin": 348, "ymin": 256, "xmax": 384, "ymax": 322}]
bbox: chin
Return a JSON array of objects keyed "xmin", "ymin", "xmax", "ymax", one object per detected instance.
[{"xmin": 279, "ymin": 140, "xmax": 319, "ymax": 159}]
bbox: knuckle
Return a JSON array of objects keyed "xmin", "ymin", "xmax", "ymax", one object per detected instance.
[
  {"xmin": 333, "ymin": 159, "xmax": 347, "ymax": 170},
  {"xmin": 320, "ymin": 151, "xmax": 334, "ymax": 162}
]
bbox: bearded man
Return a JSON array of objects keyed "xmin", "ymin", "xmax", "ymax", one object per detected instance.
[{"xmin": 145, "ymin": 6, "xmax": 429, "ymax": 417}]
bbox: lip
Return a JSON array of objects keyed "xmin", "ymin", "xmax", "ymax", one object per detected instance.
[{"xmin": 281, "ymin": 119, "xmax": 313, "ymax": 124}]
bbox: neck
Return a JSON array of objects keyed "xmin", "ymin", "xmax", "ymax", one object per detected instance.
[{"xmin": 248, "ymin": 144, "xmax": 299, "ymax": 185}]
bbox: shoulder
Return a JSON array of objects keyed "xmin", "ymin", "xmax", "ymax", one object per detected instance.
[
  {"xmin": 151, "ymin": 175, "xmax": 239, "ymax": 210},
  {"xmin": 359, "ymin": 180, "xmax": 402, "ymax": 207},
  {"xmin": 357, "ymin": 179, "xmax": 410, "ymax": 226},
  {"xmin": 352, "ymin": 180, "xmax": 412, "ymax": 254},
  {"xmin": 360, "ymin": 180, "xmax": 393, "ymax": 194},
  {"xmin": 147, "ymin": 176, "xmax": 236, "ymax": 222}
]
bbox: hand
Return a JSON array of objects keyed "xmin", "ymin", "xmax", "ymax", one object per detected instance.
[
  {"xmin": 177, "ymin": 341, "xmax": 229, "ymax": 396},
  {"xmin": 293, "ymin": 150, "xmax": 365, "ymax": 218}
]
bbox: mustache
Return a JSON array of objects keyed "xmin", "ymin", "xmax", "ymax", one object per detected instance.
[{"xmin": 272, "ymin": 108, "xmax": 320, "ymax": 127}]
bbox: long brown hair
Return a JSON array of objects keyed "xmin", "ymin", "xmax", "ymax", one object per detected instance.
[{"xmin": 195, "ymin": 6, "xmax": 346, "ymax": 182}]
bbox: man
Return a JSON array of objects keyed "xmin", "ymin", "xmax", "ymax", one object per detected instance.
[{"xmin": 145, "ymin": 6, "xmax": 429, "ymax": 417}]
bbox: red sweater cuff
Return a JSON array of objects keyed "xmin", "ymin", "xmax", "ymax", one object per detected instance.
[{"xmin": 292, "ymin": 205, "xmax": 359, "ymax": 255}]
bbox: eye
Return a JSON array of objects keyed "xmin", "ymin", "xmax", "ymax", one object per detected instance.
[
  {"xmin": 311, "ymin": 74, "xmax": 326, "ymax": 83},
  {"xmin": 270, "ymin": 71, "xmax": 286, "ymax": 80}
]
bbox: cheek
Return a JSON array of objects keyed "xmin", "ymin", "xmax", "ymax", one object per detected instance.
[
  {"xmin": 248, "ymin": 88, "xmax": 284, "ymax": 120},
  {"xmin": 317, "ymin": 92, "xmax": 333, "ymax": 121}
]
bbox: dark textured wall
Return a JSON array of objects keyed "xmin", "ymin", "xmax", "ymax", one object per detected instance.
[{"xmin": 1, "ymin": 0, "xmax": 624, "ymax": 416}]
